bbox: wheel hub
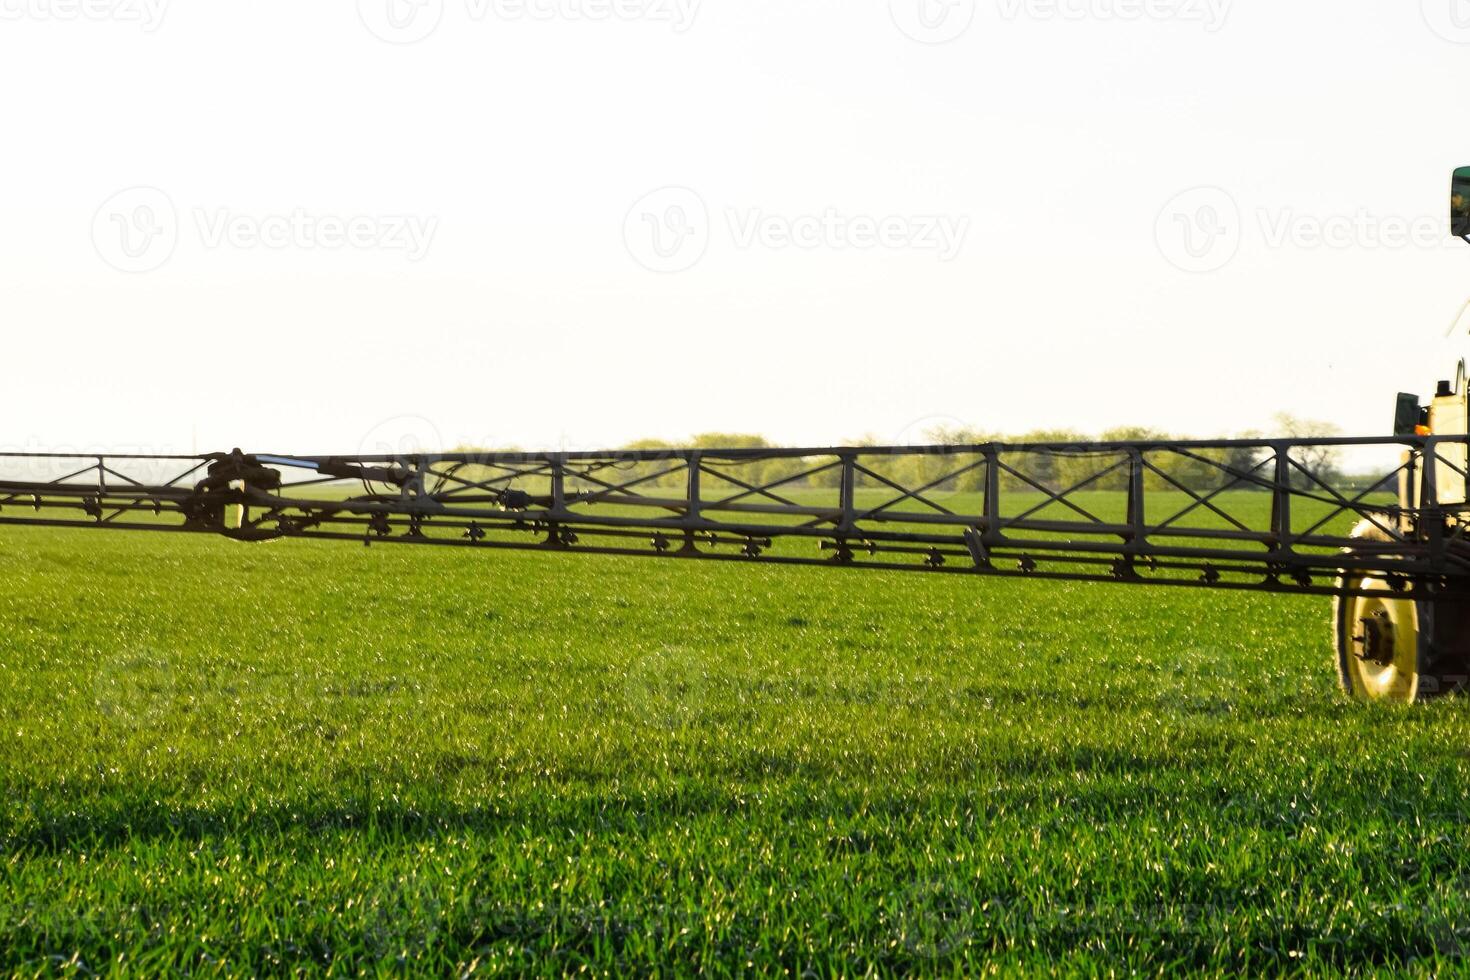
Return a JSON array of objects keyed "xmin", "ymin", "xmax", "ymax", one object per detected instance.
[{"xmin": 1354, "ymin": 610, "xmax": 1396, "ymax": 667}]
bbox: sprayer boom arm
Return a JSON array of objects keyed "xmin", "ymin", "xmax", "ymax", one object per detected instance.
[{"xmin": 2, "ymin": 436, "xmax": 1467, "ymax": 599}]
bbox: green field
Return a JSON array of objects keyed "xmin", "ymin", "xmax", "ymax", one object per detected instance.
[{"xmin": 3, "ymin": 497, "xmax": 1470, "ymax": 976}]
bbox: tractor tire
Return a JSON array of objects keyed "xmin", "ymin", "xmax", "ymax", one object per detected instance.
[{"xmin": 1334, "ymin": 519, "xmax": 1470, "ymax": 701}]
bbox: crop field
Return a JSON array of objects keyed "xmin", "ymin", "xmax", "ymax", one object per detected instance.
[{"xmin": 3, "ymin": 487, "xmax": 1470, "ymax": 975}]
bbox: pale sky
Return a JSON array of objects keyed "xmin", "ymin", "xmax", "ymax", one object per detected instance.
[{"xmin": 3, "ymin": 0, "xmax": 1469, "ymax": 457}]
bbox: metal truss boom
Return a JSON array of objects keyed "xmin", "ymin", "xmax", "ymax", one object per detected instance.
[{"xmin": 0, "ymin": 435, "xmax": 1467, "ymax": 599}]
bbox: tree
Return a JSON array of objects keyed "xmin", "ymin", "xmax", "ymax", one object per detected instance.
[{"xmin": 1271, "ymin": 413, "xmax": 1343, "ymax": 488}]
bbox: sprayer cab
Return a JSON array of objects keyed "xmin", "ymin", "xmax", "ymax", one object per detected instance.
[
  {"xmin": 1388, "ymin": 172, "xmax": 1470, "ymax": 505},
  {"xmin": 1454, "ymin": 166, "xmax": 1470, "ymax": 238}
]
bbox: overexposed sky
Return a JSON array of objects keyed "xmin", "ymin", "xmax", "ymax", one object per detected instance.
[{"xmin": 3, "ymin": 0, "xmax": 1470, "ymax": 456}]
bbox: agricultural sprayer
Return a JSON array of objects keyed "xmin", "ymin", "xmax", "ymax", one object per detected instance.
[{"xmin": 16, "ymin": 173, "xmax": 1470, "ymax": 704}]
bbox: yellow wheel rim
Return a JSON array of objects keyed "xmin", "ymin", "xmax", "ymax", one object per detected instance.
[{"xmin": 1340, "ymin": 578, "xmax": 1419, "ymax": 702}]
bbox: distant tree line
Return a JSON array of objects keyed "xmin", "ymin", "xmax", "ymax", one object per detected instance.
[
  {"xmin": 581, "ymin": 414, "xmax": 1351, "ymax": 496},
  {"xmin": 442, "ymin": 415, "xmax": 1368, "ymax": 498}
]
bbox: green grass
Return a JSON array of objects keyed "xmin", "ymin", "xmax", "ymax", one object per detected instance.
[{"xmin": 2, "ymin": 497, "xmax": 1469, "ymax": 976}]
